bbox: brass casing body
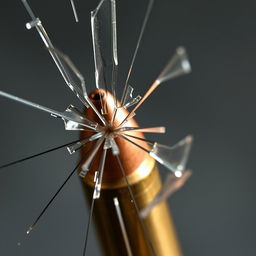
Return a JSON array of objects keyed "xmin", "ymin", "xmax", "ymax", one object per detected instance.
[{"xmin": 82, "ymin": 157, "xmax": 182, "ymax": 256}]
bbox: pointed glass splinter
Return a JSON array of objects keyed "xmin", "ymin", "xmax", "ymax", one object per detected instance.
[
  {"xmin": 91, "ymin": 0, "xmax": 118, "ymax": 111},
  {"xmin": 93, "ymin": 142, "xmax": 108, "ymax": 199},
  {"xmin": 117, "ymin": 126, "xmax": 166, "ymax": 134},
  {"xmin": 63, "ymin": 105, "xmax": 98, "ymax": 131},
  {"xmin": 156, "ymin": 47, "xmax": 191, "ymax": 84},
  {"xmin": 119, "ymin": 47, "xmax": 191, "ymax": 126},
  {"xmin": 113, "ymin": 197, "xmax": 133, "ymax": 256},
  {"xmin": 150, "ymin": 135, "xmax": 193, "ymax": 177},
  {"xmin": 23, "ymin": 0, "xmax": 107, "ymax": 125},
  {"xmin": 79, "ymin": 137, "xmax": 105, "ymax": 178},
  {"xmin": 140, "ymin": 170, "xmax": 192, "ymax": 218},
  {"xmin": 67, "ymin": 132, "xmax": 104, "ymax": 154},
  {"xmin": 70, "ymin": 0, "xmax": 79, "ymax": 22}
]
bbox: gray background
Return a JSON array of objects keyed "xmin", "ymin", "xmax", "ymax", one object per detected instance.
[{"xmin": 0, "ymin": 0, "xmax": 255, "ymax": 255}]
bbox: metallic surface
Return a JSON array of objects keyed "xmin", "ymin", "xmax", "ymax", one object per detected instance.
[
  {"xmin": 80, "ymin": 90, "xmax": 182, "ymax": 255},
  {"xmin": 83, "ymin": 161, "xmax": 182, "ymax": 256}
]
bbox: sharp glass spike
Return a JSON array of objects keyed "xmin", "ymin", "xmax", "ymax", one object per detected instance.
[
  {"xmin": 116, "ymin": 126, "xmax": 166, "ymax": 134},
  {"xmin": 70, "ymin": 0, "xmax": 79, "ymax": 22},
  {"xmin": 91, "ymin": 0, "xmax": 118, "ymax": 112},
  {"xmin": 23, "ymin": 1, "xmax": 108, "ymax": 125},
  {"xmin": 79, "ymin": 136, "xmax": 105, "ymax": 177},
  {"xmin": 119, "ymin": 47, "xmax": 191, "ymax": 126},
  {"xmin": 63, "ymin": 105, "xmax": 99, "ymax": 131},
  {"xmin": 149, "ymin": 135, "xmax": 193, "ymax": 177},
  {"xmin": 117, "ymin": 134, "xmax": 150, "ymax": 153},
  {"xmin": 0, "ymin": 90, "xmax": 87, "ymax": 127},
  {"xmin": 113, "ymin": 197, "xmax": 133, "ymax": 256},
  {"xmin": 122, "ymin": 85, "xmax": 142, "ymax": 109},
  {"xmin": 83, "ymin": 197, "xmax": 95, "ymax": 256},
  {"xmin": 26, "ymin": 159, "xmax": 83, "ymax": 234},
  {"xmin": 116, "ymin": 155, "xmax": 156, "ymax": 256},
  {"xmin": 93, "ymin": 144, "xmax": 107, "ymax": 199},
  {"xmin": 156, "ymin": 47, "xmax": 191, "ymax": 84},
  {"xmin": 67, "ymin": 132, "xmax": 104, "ymax": 155},
  {"xmin": 0, "ymin": 138, "xmax": 87, "ymax": 170},
  {"xmin": 22, "ymin": 0, "xmax": 36, "ymax": 20},
  {"xmin": 120, "ymin": 0, "xmax": 155, "ymax": 106}
]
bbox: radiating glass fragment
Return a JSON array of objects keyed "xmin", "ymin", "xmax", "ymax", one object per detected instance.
[
  {"xmin": 119, "ymin": 47, "xmax": 191, "ymax": 127},
  {"xmin": 113, "ymin": 197, "xmax": 133, "ymax": 256},
  {"xmin": 110, "ymin": 137, "xmax": 119, "ymax": 155},
  {"xmin": 70, "ymin": 0, "xmax": 79, "ymax": 22},
  {"xmin": 120, "ymin": 0, "xmax": 154, "ymax": 107},
  {"xmin": 63, "ymin": 105, "xmax": 98, "ymax": 131},
  {"xmin": 116, "ymin": 126, "xmax": 166, "ymax": 134},
  {"xmin": 156, "ymin": 47, "xmax": 191, "ymax": 84},
  {"xmin": 67, "ymin": 132, "xmax": 104, "ymax": 154},
  {"xmin": 122, "ymin": 85, "xmax": 141, "ymax": 109},
  {"xmin": 25, "ymin": 15, "xmax": 90, "ymax": 108},
  {"xmin": 93, "ymin": 145, "xmax": 107, "ymax": 199},
  {"xmin": 23, "ymin": 1, "xmax": 108, "ymax": 125},
  {"xmin": 79, "ymin": 137, "xmax": 105, "ymax": 177},
  {"xmin": 140, "ymin": 170, "xmax": 192, "ymax": 218},
  {"xmin": 0, "ymin": 90, "xmax": 87, "ymax": 128},
  {"xmin": 91, "ymin": 0, "xmax": 118, "ymax": 110},
  {"xmin": 149, "ymin": 135, "xmax": 193, "ymax": 176}
]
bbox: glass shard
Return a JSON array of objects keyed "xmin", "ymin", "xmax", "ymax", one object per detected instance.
[
  {"xmin": 140, "ymin": 170, "xmax": 192, "ymax": 218},
  {"xmin": 22, "ymin": 0, "xmax": 36, "ymax": 20},
  {"xmin": 117, "ymin": 126, "xmax": 166, "ymax": 134},
  {"xmin": 0, "ymin": 90, "xmax": 87, "ymax": 128},
  {"xmin": 110, "ymin": 137, "xmax": 120, "ymax": 155},
  {"xmin": 79, "ymin": 136, "xmax": 105, "ymax": 177},
  {"xmin": 119, "ymin": 47, "xmax": 191, "ymax": 127},
  {"xmin": 70, "ymin": 0, "xmax": 79, "ymax": 22},
  {"xmin": 93, "ymin": 145, "xmax": 107, "ymax": 199},
  {"xmin": 25, "ymin": 15, "xmax": 90, "ymax": 107},
  {"xmin": 91, "ymin": 0, "xmax": 118, "ymax": 109},
  {"xmin": 67, "ymin": 132, "xmax": 104, "ymax": 154},
  {"xmin": 63, "ymin": 105, "xmax": 98, "ymax": 131},
  {"xmin": 122, "ymin": 85, "xmax": 141, "ymax": 109},
  {"xmin": 156, "ymin": 47, "xmax": 191, "ymax": 84},
  {"xmin": 149, "ymin": 135, "xmax": 193, "ymax": 176},
  {"xmin": 23, "ymin": 0, "xmax": 108, "ymax": 125},
  {"xmin": 113, "ymin": 197, "xmax": 133, "ymax": 256},
  {"xmin": 120, "ymin": 0, "xmax": 154, "ymax": 107}
]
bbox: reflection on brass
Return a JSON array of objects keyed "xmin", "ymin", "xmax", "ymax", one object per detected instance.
[
  {"xmin": 80, "ymin": 90, "xmax": 182, "ymax": 255},
  {"xmin": 82, "ymin": 162, "xmax": 182, "ymax": 256}
]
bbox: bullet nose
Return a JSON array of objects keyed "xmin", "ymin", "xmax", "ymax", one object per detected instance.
[{"xmin": 80, "ymin": 89, "xmax": 151, "ymax": 180}]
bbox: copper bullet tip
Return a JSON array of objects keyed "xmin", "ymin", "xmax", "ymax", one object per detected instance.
[{"xmin": 80, "ymin": 89, "xmax": 150, "ymax": 180}]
